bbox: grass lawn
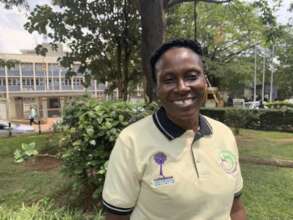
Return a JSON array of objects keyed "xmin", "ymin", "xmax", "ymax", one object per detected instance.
[
  {"xmin": 0, "ymin": 129, "xmax": 292, "ymax": 219},
  {"xmin": 0, "ymin": 133, "xmax": 66, "ymax": 208},
  {"xmin": 237, "ymin": 129, "xmax": 293, "ymax": 161},
  {"xmin": 236, "ymin": 129, "xmax": 293, "ymax": 219},
  {"xmin": 241, "ymin": 164, "xmax": 293, "ymax": 219}
]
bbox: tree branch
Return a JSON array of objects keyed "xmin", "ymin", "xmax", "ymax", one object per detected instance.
[
  {"xmin": 167, "ymin": 0, "xmax": 233, "ymax": 8},
  {"xmin": 222, "ymin": 44, "xmax": 255, "ymax": 63}
]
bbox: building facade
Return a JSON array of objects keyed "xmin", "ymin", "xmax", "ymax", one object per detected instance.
[{"xmin": 0, "ymin": 46, "xmax": 105, "ymax": 121}]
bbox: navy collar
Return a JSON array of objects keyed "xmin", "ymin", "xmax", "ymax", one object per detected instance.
[{"xmin": 152, "ymin": 107, "xmax": 212, "ymax": 140}]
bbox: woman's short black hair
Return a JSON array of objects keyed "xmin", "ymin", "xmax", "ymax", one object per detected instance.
[{"xmin": 150, "ymin": 38, "xmax": 203, "ymax": 83}]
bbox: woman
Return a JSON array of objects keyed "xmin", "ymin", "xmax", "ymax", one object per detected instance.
[{"xmin": 102, "ymin": 39, "xmax": 246, "ymax": 220}]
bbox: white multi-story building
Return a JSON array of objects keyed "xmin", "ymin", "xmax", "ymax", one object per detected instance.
[{"xmin": 0, "ymin": 44, "xmax": 105, "ymax": 121}]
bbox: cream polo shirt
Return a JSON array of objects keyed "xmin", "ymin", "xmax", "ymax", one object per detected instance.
[{"xmin": 102, "ymin": 107, "xmax": 243, "ymax": 220}]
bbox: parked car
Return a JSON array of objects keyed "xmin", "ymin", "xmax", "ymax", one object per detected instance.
[
  {"xmin": 0, "ymin": 120, "xmax": 35, "ymax": 135},
  {"xmin": 244, "ymin": 101, "xmax": 260, "ymax": 109}
]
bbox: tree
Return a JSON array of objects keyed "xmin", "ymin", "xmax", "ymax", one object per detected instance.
[
  {"xmin": 165, "ymin": 1, "xmax": 268, "ymax": 91},
  {"xmin": 274, "ymin": 26, "xmax": 293, "ymax": 99},
  {"xmin": 25, "ymin": 0, "xmax": 141, "ymax": 100},
  {"xmin": 137, "ymin": 0, "xmax": 234, "ymax": 101},
  {"xmin": 0, "ymin": 0, "xmax": 28, "ymax": 9}
]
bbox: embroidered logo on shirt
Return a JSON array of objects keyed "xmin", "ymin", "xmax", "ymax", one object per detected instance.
[
  {"xmin": 154, "ymin": 152, "xmax": 167, "ymax": 177},
  {"xmin": 218, "ymin": 150, "xmax": 237, "ymax": 176},
  {"xmin": 152, "ymin": 152, "xmax": 175, "ymax": 188}
]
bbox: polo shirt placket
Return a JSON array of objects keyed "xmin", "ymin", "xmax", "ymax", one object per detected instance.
[{"xmin": 153, "ymin": 107, "xmax": 213, "ymax": 180}]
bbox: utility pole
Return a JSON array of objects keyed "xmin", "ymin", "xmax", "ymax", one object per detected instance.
[
  {"xmin": 193, "ymin": 0, "xmax": 198, "ymax": 40},
  {"xmin": 262, "ymin": 55, "xmax": 266, "ymax": 102},
  {"xmin": 270, "ymin": 45, "xmax": 275, "ymax": 102},
  {"xmin": 4, "ymin": 65, "xmax": 10, "ymax": 121},
  {"xmin": 253, "ymin": 45, "xmax": 257, "ymax": 102}
]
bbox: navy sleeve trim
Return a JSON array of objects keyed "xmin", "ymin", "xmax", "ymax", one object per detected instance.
[
  {"xmin": 102, "ymin": 199, "xmax": 133, "ymax": 215},
  {"xmin": 234, "ymin": 191, "xmax": 242, "ymax": 199}
]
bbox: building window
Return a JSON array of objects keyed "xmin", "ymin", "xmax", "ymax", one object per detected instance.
[
  {"xmin": 22, "ymin": 78, "xmax": 34, "ymax": 86},
  {"xmin": 48, "ymin": 63, "xmax": 59, "ymax": 76},
  {"xmin": 0, "ymin": 78, "xmax": 5, "ymax": 86},
  {"xmin": 21, "ymin": 63, "xmax": 33, "ymax": 75},
  {"xmin": 0, "ymin": 66, "xmax": 5, "ymax": 75},
  {"xmin": 36, "ymin": 78, "xmax": 45, "ymax": 86},
  {"xmin": 7, "ymin": 65, "xmax": 19, "ymax": 75},
  {"xmin": 62, "ymin": 79, "xmax": 71, "ymax": 86},
  {"xmin": 35, "ymin": 63, "xmax": 46, "ymax": 75}
]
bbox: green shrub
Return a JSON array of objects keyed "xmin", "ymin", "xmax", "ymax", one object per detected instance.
[
  {"xmin": 201, "ymin": 108, "xmax": 293, "ymax": 132},
  {"xmin": 60, "ymin": 97, "xmax": 155, "ymax": 205},
  {"xmin": 259, "ymin": 110, "xmax": 293, "ymax": 131},
  {"xmin": 14, "ymin": 142, "xmax": 38, "ymax": 163},
  {"xmin": 265, "ymin": 101, "xmax": 293, "ymax": 110}
]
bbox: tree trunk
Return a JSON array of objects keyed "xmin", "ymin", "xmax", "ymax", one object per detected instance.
[
  {"xmin": 122, "ymin": 0, "xmax": 130, "ymax": 101},
  {"xmin": 117, "ymin": 42, "xmax": 123, "ymax": 100},
  {"xmin": 139, "ymin": 0, "xmax": 165, "ymax": 102}
]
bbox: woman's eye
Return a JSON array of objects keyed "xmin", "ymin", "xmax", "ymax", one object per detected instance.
[
  {"xmin": 185, "ymin": 74, "xmax": 198, "ymax": 81},
  {"xmin": 163, "ymin": 78, "xmax": 176, "ymax": 84}
]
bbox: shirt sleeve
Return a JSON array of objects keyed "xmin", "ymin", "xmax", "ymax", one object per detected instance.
[
  {"xmin": 102, "ymin": 134, "xmax": 140, "ymax": 215},
  {"xmin": 231, "ymin": 131, "xmax": 243, "ymax": 197}
]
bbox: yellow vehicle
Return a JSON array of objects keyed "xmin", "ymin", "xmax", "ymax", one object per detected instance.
[{"xmin": 205, "ymin": 87, "xmax": 224, "ymax": 108}]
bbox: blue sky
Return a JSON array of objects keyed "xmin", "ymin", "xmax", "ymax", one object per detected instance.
[{"xmin": 0, "ymin": 0, "xmax": 292, "ymax": 53}]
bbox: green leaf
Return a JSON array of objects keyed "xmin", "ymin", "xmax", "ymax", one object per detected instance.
[
  {"xmin": 89, "ymin": 140, "xmax": 96, "ymax": 146},
  {"xmin": 86, "ymin": 127, "xmax": 94, "ymax": 136}
]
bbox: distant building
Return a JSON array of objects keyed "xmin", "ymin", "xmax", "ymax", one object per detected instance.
[
  {"xmin": 244, "ymin": 84, "xmax": 278, "ymax": 101},
  {"xmin": 0, "ymin": 44, "xmax": 106, "ymax": 121}
]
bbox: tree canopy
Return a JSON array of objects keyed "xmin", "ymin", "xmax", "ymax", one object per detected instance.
[
  {"xmin": 165, "ymin": 0, "xmax": 290, "ymax": 97},
  {"xmin": 25, "ymin": 0, "xmax": 141, "ymax": 100}
]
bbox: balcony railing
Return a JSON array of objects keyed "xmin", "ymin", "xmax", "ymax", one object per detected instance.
[
  {"xmin": 8, "ymin": 85, "xmax": 21, "ymax": 91},
  {"xmin": 73, "ymin": 85, "xmax": 84, "ymax": 90},
  {"xmin": 0, "ymin": 86, "xmax": 6, "ymax": 91},
  {"xmin": 35, "ymin": 72, "xmax": 46, "ymax": 77},
  {"xmin": 36, "ymin": 85, "xmax": 46, "ymax": 91},
  {"xmin": 22, "ymin": 86, "xmax": 34, "ymax": 91},
  {"xmin": 61, "ymin": 85, "xmax": 72, "ymax": 90},
  {"xmin": 22, "ymin": 70, "xmax": 34, "ymax": 77}
]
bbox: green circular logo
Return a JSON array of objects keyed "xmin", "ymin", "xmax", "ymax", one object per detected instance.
[{"xmin": 219, "ymin": 150, "xmax": 237, "ymax": 175}]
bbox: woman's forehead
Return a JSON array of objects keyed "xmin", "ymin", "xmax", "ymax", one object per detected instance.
[{"xmin": 156, "ymin": 47, "xmax": 203, "ymax": 70}]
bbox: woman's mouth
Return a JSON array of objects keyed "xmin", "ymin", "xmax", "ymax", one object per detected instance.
[{"xmin": 172, "ymin": 98, "xmax": 195, "ymax": 107}]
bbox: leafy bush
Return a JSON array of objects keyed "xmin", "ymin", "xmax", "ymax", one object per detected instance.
[
  {"xmin": 14, "ymin": 142, "xmax": 38, "ymax": 163},
  {"xmin": 60, "ymin": 97, "xmax": 154, "ymax": 205},
  {"xmin": 259, "ymin": 110, "xmax": 293, "ymax": 131},
  {"xmin": 201, "ymin": 108, "xmax": 293, "ymax": 132},
  {"xmin": 265, "ymin": 101, "xmax": 293, "ymax": 110}
]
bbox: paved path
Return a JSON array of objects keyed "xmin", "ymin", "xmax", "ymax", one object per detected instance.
[
  {"xmin": 32, "ymin": 117, "xmax": 60, "ymax": 132},
  {"xmin": 240, "ymin": 156, "xmax": 293, "ymax": 168}
]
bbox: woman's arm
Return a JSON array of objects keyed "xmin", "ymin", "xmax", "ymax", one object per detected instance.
[{"xmin": 230, "ymin": 197, "xmax": 246, "ymax": 220}]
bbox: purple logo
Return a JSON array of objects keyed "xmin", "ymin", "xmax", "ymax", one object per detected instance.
[{"xmin": 154, "ymin": 152, "xmax": 167, "ymax": 177}]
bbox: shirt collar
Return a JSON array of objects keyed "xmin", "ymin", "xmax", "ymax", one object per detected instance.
[{"xmin": 152, "ymin": 107, "xmax": 212, "ymax": 140}]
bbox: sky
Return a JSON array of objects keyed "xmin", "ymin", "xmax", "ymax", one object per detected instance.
[{"xmin": 0, "ymin": 0, "xmax": 292, "ymax": 54}]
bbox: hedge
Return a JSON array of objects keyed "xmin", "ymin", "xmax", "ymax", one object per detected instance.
[{"xmin": 201, "ymin": 108, "xmax": 293, "ymax": 132}]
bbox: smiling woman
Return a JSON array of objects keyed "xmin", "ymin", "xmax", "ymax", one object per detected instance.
[{"xmin": 102, "ymin": 39, "xmax": 246, "ymax": 220}]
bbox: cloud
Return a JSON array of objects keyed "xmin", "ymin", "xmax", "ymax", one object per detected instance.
[{"xmin": 0, "ymin": 1, "xmax": 47, "ymax": 53}]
